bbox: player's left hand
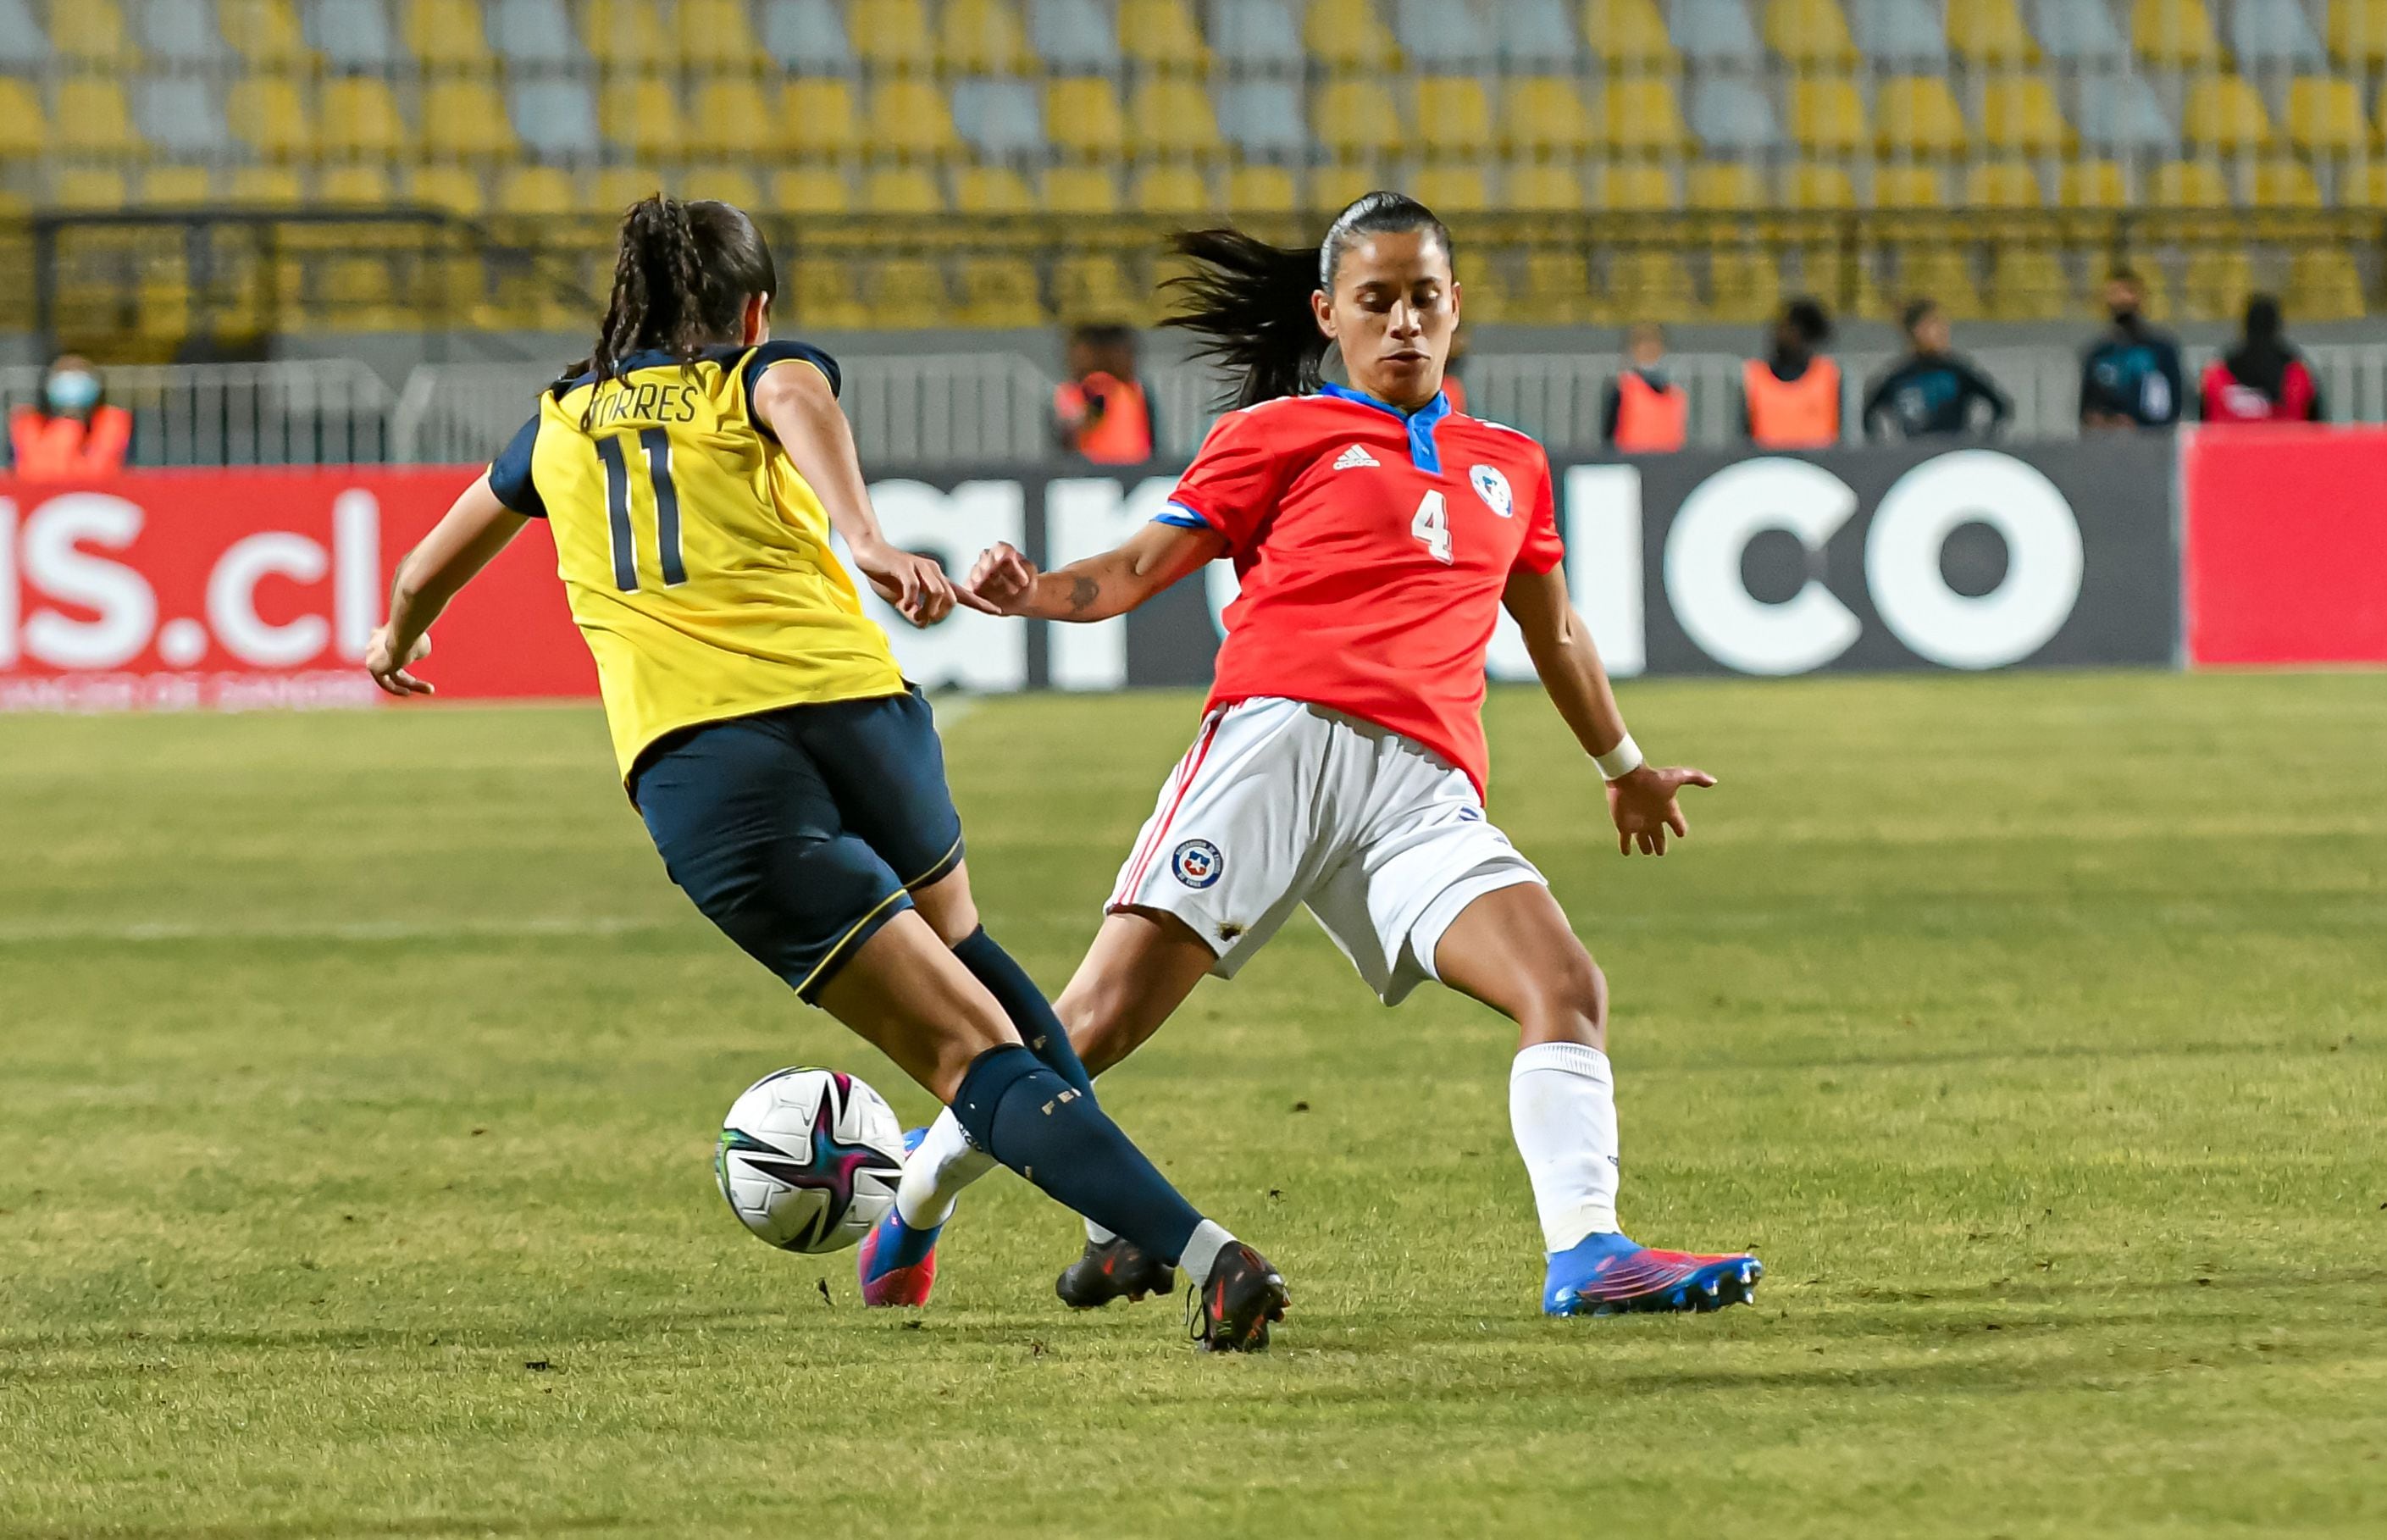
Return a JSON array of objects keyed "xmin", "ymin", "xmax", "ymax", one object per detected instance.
[
  {"xmin": 1606, "ymin": 763, "xmax": 1716, "ymax": 856},
  {"xmin": 962, "ymin": 541, "xmax": 1042, "ymax": 616},
  {"xmin": 365, "ymin": 627, "xmax": 435, "ymax": 697}
]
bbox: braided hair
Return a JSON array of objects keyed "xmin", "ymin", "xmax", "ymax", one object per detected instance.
[{"xmin": 567, "ymin": 194, "xmax": 778, "ymax": 429}]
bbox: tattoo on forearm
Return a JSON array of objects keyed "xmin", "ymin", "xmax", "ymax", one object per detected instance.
[{"xmin": 1066, "ymin": 574, "xmax": 1100, "ymax": 614}]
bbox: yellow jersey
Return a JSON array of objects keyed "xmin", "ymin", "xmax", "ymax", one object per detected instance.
[{"xmin": 486, "ymin": 341, "xmax": 906, "ymax": 780}]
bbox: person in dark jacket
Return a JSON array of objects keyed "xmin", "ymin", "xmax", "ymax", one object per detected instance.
[
  {"xmin": 1863, "ymin": 298, "xmax": 2012, "ymax": 440},
  {"xmin": 2080, "ymin": 270, "xmax": 2185, "ymax": 429},
  {"xmin": 2199, "ymin": 295, "xmax": 2323, "ymax": 424}
]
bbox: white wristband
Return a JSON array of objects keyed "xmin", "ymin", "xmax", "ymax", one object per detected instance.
[{"xmin": 1593, "ymin": 733, "xmax": 1644, "ymax": 781}]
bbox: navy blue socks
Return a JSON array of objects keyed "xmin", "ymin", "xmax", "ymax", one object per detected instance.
[{"xmin": 951, "ymin": 927, "xmax": 1094, "ymax": 1097}]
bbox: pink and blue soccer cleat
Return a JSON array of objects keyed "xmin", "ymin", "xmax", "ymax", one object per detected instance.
[
  {"xmin": 856, "ymin": 1128, "xmax": 939, "ymax": 1308},
  {"xmin": 1542, "ymin": 1232, "xmax": 1763, "ymax": 1316}
]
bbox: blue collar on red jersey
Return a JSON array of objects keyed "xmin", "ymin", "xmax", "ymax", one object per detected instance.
[{"xmin": 1317, "ymin": 382, "xmax": 1451, "ymax": 474}]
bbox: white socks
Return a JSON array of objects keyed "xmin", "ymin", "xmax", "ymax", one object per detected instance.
[
  {"xmin": 1508, "ymin": 1041, "xmax": 1622, "ymax": 1254},
  {"xmin": 1177, "ymin": 1219, "xmax": 1234, "ymax": 1288},
  {"xmin": 893, "ymin": 1107, "xmax": 998, "ymax": 1229}
]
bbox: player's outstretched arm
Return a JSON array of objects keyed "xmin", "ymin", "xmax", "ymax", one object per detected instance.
[
  {"xmin": 751, "ymin": 360, "xmax": 991, "ymax": 627},
  {"xmin": 1502, "ymin": 564, "xmax": 1715, "ymax": 856},
  {"xmin": 965, "ymin": 520, "xmax": 1225, "ymax": 623},
  {"xmin": 368, "ymin": 473, "xmax": 528, "ymax": 697}
]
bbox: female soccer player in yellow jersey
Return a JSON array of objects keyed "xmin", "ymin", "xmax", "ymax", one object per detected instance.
[{"xmin": 365, "ymin": 196, "xmax": 1287, "ymax": 1350}]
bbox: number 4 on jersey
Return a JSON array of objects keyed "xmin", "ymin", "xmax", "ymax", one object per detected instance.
[{"xmin": 1410, "ymin": 490, "xmax": 1453, "ymax": 565}]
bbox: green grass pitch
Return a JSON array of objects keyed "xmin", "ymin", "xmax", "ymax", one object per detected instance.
[{"xmin": 2, "ymin": 673, "xmax": 2382, "ymax": 1538}]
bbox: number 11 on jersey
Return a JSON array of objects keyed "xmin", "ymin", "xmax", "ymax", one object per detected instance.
[
  {"xmin": 595, "ymin": 428, "xmax": 686, "ymax": 592},
  {"xmin": 1411, "ymin": 490, "xmax": 1453, "ymax": 565}
]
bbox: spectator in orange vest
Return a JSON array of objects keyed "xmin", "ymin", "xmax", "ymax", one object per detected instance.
[
  {"xmin": 2199, "ymin": 295, "xmax": 2323, "ymax": 424},
  {"xmin": 1741, "ymin": 298, "xmax": 1841, "ymax": 451},
  {"xmin": 1052, "ymin": 323, "xmax": 1158, "ymax": 465},
  {"xmin": 1602, "ymin": 322, "xmax": 1688, "ymax": 454},
  {"xmin": 8, "ymin": 353, "xmax": 131, "ymax": 480}
]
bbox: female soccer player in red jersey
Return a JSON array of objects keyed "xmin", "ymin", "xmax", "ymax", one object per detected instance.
[{"xmin": 858, "ymin": 193, "xmax": 1759, "ymax": 1320}]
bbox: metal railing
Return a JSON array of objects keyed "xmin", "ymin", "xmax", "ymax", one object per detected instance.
[{"xmin": 0, "ymin": 360, "xmax": 396, "ymax": 466}]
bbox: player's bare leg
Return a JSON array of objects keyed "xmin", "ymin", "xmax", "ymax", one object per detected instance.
[{"xmin": 1434, "ymin": 884, "xmax": 1761, "ymax": 1317}]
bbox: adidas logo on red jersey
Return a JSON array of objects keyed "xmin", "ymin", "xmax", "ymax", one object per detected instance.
[{"xmin": 1332, "ymin": 445, "xmax": 1379, "ymax": 471}]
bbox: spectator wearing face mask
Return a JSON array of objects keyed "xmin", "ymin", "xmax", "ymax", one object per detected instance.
[
  {"xmin": 2080, "ymin": 271, "xmax": 2185, "ymax": 430},
  {"xmin": 2199, "ymin": 295, "xmax": 2323, "ymax": 424},
  {"xmin": 8, "ymin": 354, "xmax": 131, "ymax": 480}
]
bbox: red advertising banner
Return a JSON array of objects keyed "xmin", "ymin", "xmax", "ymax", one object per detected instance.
[
  {"xmin": 0, "ymin": 470, "xmax": 596, "ymax": 711},
  {"xmin": 2182, "ymin": 426, "xmax": 2387, "ymax": 668}
]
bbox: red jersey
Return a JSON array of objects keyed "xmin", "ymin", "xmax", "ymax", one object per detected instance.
[{"xmin": 1160, "ymin": 384, "xmax": 1564, "ymax": 798}]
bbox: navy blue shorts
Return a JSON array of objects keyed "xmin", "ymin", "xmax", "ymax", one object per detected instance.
[{"xmin": 629, "ymin": 689, "xmax": 965, "ymax": 1003}]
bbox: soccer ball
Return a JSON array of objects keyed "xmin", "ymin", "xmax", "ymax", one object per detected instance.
[{"xmin": 715, "ymin": 1067, "xmax": 907, "ymax": 1254}]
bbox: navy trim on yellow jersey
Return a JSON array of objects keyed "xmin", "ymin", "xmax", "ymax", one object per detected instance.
[{"xmin": 488, "ymin": 415, "xmax": 545, "ymax": 516}]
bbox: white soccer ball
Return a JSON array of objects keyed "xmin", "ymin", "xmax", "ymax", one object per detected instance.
[{"xmin": 715, "ymin": 1067, "xmax": 907, "ymax": 1254}]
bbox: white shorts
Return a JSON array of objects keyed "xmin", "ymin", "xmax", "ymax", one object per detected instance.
[{"xmin": 1108, "ymin": 696, "xmax": 1547, "ymax": 1005}]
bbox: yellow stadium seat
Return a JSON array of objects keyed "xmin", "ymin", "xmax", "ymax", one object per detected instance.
[
  {"xmin": 868, "ymin": 258, "xmax": 950, "ymax": 328},
  {"xmin": 955, "ymin": 258, "xmax": 1045, "ymax": 328},
  {"xmin": 55, "ymin": 80, "xmax": 136, "ymax": 160},
  {"xmin": 2183, "ymin": 249, "xmax": 2252, "ymax": 320},
  {"xmin": 1414, "ymin": 164, "xmax": 1490, "ymax": 211},
  {"xmin": 1310, "ymin": 162, "xmax": 1376, "ymax": 210},
  {"xmin": 1305, "ymin": 0, "xmax": 1399, "ymax": 72},
  {"xmin": 1603, "ymin": 163, "xmax": 1675, "ymax": 209},
  {"xmin": 865, "ymin": 80, "xmax": 959, "ymax": 160},
  {"xmin": 1766, "ymin": 0, "xmax": 1859, "ymax": 67},
  {"xmin": 2251, "ymin": 158, "xmax": 2321, "ymax": 207},
  {"xmin": 1047, "ymin": 79, "xmax": 1127, "ymax": 159},
  {"xmin": 1801, "ymin": 247, "xmax": 1885, "ymax": 318},
  {"xmin": 1947, "ymin": 0, "xmax": 2038, "ymax": 64},
  {"xmin": 1874, "ymin": 166, "xmax": 1947, "ymax": 208},
  {"xmin": 789, "ymin": 263, "xmax": 869, "ymax": 330},
  {"xmin": 601, "ymin": 79, "xmax": 684, "ymax": 161},
  {"xmin": 222, "ymin": 1, "xmax": 313, "ymax": 71},
  {"xmin": 853, "ymin": 0, "xmax": 934, "ymax": 71},
  {"xmin": 1964, "ymin": 161, "xmax": 2044, "ymax": 208},
  {"xmin": 1980, "ymin": 75, "xmax": 2069, "ymax": 155},
  {"xmin": 684, "ymin": 166, "xmax": 762, "ymax": 207},
  {"xmin": 1127, "ymin": 79, "xmax": 1224, "ymax": 158},
  {"xmin": 1790, "ymin": 78, "xmax": 1867, "ymax": 154},
  {"xmin": 1516, "ymin": 253, "xmax": 1593, "ymax": 324},
  {"xmin": 407, "ymin": 0, "xmax": 498, "ymax": 74},
  {"xmin": 2060, "ymin": 159, "xmax": 2129, "ymax": 207},
  {"xmin": 142, "ymin": 164, "xmax": 215, "ymax": 203},
  {"xmin": 1607, "ymin": 252, "xmax": 1695, "ymax": 322},
  {"xmin": 1315, "ymin": 79, "xmax": 1404, "ymax": 158},
  {"xmin": 1987, "ymin": 247, "xmax": 2070, "ymax": 319},
  {"xmin": 1044, "ymin": 165, "xmax": 1121, "ymax": 213},
  {"xmin": 1899, "ymin": 247, "xmax": 1980, "ymax": 318},
  {"xmin": 2331, "ymin": 0, "xmax": 2387, "ymax": 67},
  {"xmin": 953, "ymin": 165, "xmax": 1033, "ymax": 213},
  {"xmin": 1506, "ymin": 161, "xmax": 1587, "ymax": 211},
  {"xmin": 678, "ymin": 0, "xmax": 763, "ymax": 69},
  {"xmin": 1584, "ymin": 0, "xmax": 1676, "ymax": 69},
  {"xmin": 1876, "ymin": 76, "xmax": 1968, "ymax": 158},
  {"xmin": 55, "ymin": 167, "xmax": 130, "ymax": 208},
  {"xmin": 1120, "ymin": 0, "xmax": 1210, "ymax": 73},
  {"xmin": 1786, "ymin": 162, "xmax": 1857, "ymax": 208},
  {"xmin": 0, "ymin": 81, "xmax": 45, "ymax": 159},
  {"xmin": 321, "ymin": 78, "xmax": 410, "ymax": 160},
  {"xmin": 420, "ymin": 80, "xmax": 515, "ymax": 160},
  {"xmin": 228, "ymin": 164, "xmax": 306, "ymax": 205},
  {"xmin": 1415, "ymin": 77, "xmax": 1493, "ymax": 158},
  {"xmin": 784, "ymin": 80, "xmax": 861, "ymax": 160},
  {"xmin": 1227, "ymin": 164, "xmax": 1299, "ymax": 211},
  {"xmin": 1604, "ymin": 77, "xmax": 1691, "ymax": 153},
  {"xmin": 2287, "ymin": 247, "xmax": 2366, "ymax": 320},
  {"xmin": 2152, "ymin": 158, "xmax": 2230, "ymax": 206},
  {"xmin": 2181, "ymin": 77, "xmax": 2273, "ymax": 154},
  {"xmin": 939, "ymin": 0, "xmax": 1031, "ymax": 72},
  {"xmin": 689, "ymin": 79, "xmax": 776, "ymax": 158},
  {"xmin": 1501, "ymin": 77, "xmax": 1594, "ymax": 157},
  {"xmin": 590, "ymin": 166, "xmax": 662, "ymax": 213},
  {"xmin": 495, "ymin": 164, "xmax": 576, "ymax": 215},
  {"xmin": 864, "ymin": 164, "xmax": 946, "ymax": 213},
  {"xmin": 1689, "ymin": 162, "xmax": 1766, "ymax": 208},
  {"xmin": 584, "ymin": 0, "xmax": 672, "ymax": 69},
  {"xmin": 1132, "ymin": 163, "xmax": 1215, "ymax": 214},
  {"xmin": 50, "ymin": 0, "xmax": 128, "ymax": 64},
  {"xmin": 410, "ymin": 164, "xmax": 487, "ymax": 214},
  {"xmin": 2134, "ymin": 0, "xmax": 2222, "ymax": 69},
  {"xmin": 1055, "ymin": 254, "xmax": 1143, "ymax": 323},
  {"xmin": 771, "ymin": 167, "xmax": 852, "ymax": 213},
  {"xmin": 319, "ymin": 162, "xmax": 395, "ymax": 204},
  {"xmin": 1709, "ymin": 247, "xmax": 1783, "ymax": 322},
  {"xmin": 2346, "ymin": 163, "xmax": 2387, "ymax": 205},
  {"xmin": 2287, "ymin": 78, "xmax": 2365, "ymax": 156}
]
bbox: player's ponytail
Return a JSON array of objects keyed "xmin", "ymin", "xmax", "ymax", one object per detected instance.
[
  {"xmin": 569, "ymin": 194, "xmax": 779, "ymax": 429},
  {"xmin": 1165, "ymin": 191, "xmax": 1455, "ymax": 409}
]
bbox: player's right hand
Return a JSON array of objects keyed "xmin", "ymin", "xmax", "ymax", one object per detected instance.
[
  {"xmin": 964, "ymin": 541, "xmax": 1041, "ymax": 616},
  {"xmin": 365, "ymin": 626, "xmax": 435, "ymax": 697},
  {"xmin": 853, "ymin": 540, "xmax": 991, "ymax": 627},
  {"xmin": 1606, "ymin": 764, "xmax": 1716, "ymax": 856}
]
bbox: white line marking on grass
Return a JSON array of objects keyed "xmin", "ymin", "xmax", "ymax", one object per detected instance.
[{"xmin": 0, "ymin": 917, "xmax": 678, "ymax": 945}]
